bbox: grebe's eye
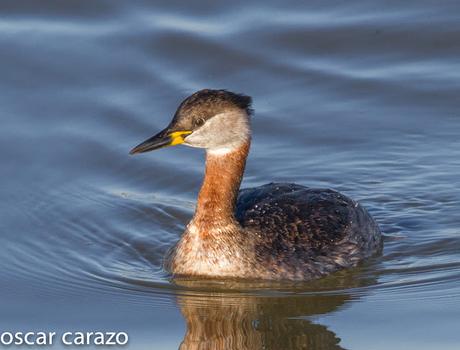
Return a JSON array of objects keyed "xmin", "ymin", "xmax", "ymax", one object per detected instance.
[{"xmin": 195, "ymin": 118, "xmax": 205, "ymax": 127}]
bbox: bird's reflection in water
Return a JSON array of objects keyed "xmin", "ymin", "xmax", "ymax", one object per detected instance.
[
  {"xmin": 178, "ymin": 293, "xmax": 345, "ymax": 350},
  {"xmin": 173, "ymin": 270, "xmax": 375, "ymax": 350}
]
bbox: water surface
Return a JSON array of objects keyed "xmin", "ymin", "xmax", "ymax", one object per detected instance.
[{"xmin": 1, "ymin": 1, "xmax": 460, "ymax": 349}]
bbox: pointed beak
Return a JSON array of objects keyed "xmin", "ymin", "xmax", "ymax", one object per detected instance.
[{"xmin": 129, "ymin": 128, "xmax": 192, "ymax": 155}]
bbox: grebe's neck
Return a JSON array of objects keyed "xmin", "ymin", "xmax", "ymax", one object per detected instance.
[{"xmin": 191, "ymin": 140, "xmax": 250, "ymax": 231}]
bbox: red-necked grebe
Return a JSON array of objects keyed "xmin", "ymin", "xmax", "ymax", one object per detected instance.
[{"xmin": 130, "ymin": 89, "xmax": 382, "ymax": 281}]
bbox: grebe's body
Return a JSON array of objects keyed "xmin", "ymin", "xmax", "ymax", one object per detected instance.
[{"xmin": 131, "ymin": 89, "xmax": 382, "ymax": 281}]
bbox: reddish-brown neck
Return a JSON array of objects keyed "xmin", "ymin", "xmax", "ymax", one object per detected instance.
[{"xmin": 192, "ymin": 141, "xmax": 250, "ymax": 230}]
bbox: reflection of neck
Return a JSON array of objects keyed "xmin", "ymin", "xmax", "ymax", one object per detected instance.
[{"xmin": 192, "ymin": 140, "xmax": 250, "ymax": 231}]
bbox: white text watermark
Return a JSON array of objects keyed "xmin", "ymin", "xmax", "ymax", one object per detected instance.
[{"xmin": 0, "ymin": 331, "xmax": 128, "ymax": 346}]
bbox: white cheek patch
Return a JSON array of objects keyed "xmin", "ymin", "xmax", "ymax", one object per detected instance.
[{"xmin": 184, "ymin": 111, "xmax": 250, "ymax": 150}]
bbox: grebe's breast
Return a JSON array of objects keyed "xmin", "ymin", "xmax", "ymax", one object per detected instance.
[{"xmin": 236, "ymin": 183, "xmax": 382, "ymax": 280}]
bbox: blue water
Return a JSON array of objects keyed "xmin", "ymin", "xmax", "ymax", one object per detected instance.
[{"xmin": 1, "ymin": 1, "xmax": 460, "ymax": 349}]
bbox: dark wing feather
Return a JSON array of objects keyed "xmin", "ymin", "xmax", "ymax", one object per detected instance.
[
  {"xmin": 237, "ymin": 183, "xmax": 352, "ymax": 252},
  {"xmin": 236, "ymin": 183, "xmax": 381, "ymax": 279}
]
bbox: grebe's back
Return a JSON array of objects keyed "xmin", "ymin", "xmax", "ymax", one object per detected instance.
[{"xmin": 237, "ymin": 183, "xmax": 381, "ymax": 280}]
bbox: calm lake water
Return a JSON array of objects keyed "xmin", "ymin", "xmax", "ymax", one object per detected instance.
[{"xmin": 1, "ymin": 1, "xmax": 459, "ymax": 349}]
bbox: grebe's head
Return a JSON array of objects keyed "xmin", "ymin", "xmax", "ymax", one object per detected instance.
[{"xmin": 130, "ymin": 89, "xmax": 252, "ymax": 155}]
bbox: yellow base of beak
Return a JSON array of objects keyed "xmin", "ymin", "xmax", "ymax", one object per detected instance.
[{"xmin": 170, "ymin": 131, "xmax": 192, "ymax": 146}]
